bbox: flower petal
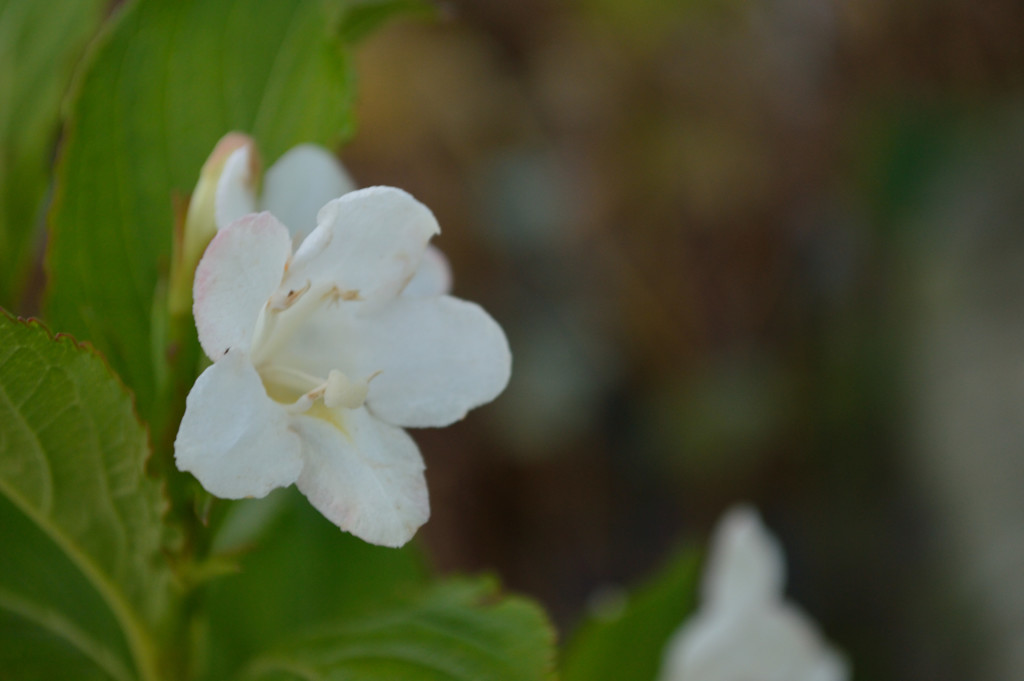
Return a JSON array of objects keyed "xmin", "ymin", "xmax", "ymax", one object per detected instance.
[
  {"xmin": 702, "ymin": 506, "xmax": 786, "ymax": 611},
  {"xmin": 657, "ymin": 505, "xmax": 849, "ymax": 681},
  {"xmin": 401, "ymin": 245, "xmax": 452, "ymax": 298},
  {"xmin": 193, "ymin": 212, "xmax": 292, "ymax": 359},
  {"xmin": 174, "ymin": 349, "xmax": 303, "ymax": 499},
  {"xmin": 284, "ymin": 187, "xmax": 440, "ymax": 302},
  {"xmin": 261, "ymin": 144, "xmax": 356, "ymax": 244},
  {"xmin": 659, "ymin": 606, "xmax": 848, "ymax": 681},
  {"xmin": 215, "ymin": 145, "xmax": 259, "ymax": 231},
  {"xmin": 293, "ymin": 406, "xmax": 429, "ymax": 547},
  {"xmin": 356, "ymin": 295, "xmax": 511, "ymax": 428}
]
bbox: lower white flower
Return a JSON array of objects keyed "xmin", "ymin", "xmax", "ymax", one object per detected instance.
[
  {"xmin": 173, "ymin": 186, "xmax": 510, "ymax": 547},
  {"xmin": 658, "ymin": 506, "xmax": 849, "ymax": 681}
]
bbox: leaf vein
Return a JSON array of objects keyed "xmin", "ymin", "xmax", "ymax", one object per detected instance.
[
  {"xmin": 0, "ymin": 587, "xmax": 135, "ymax": 681},
  {"xmin": 0, "ymin": 356, "xmax": 55, "ymax": 513}
]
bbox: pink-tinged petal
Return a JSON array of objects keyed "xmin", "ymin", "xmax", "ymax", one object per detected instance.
[
  {"xmin": 401, "ymin": 245, "xmax": 452, "ymax": 298},
  {"xmin": 293, "ymin": 407, "xmax": 429, "ymax": 547},
  {"xmin": 174, "ymin": 349, "xmax": 302, "ymax": 499},
  {"xmin": 193, "ymin": 212, "xmax": 292, "ymax": 359},
  {"xmin": 261, "ymin": 144, "xmax": 356, "ymax": 244},
  {"xmin": 355, "ymin": 295, "xmax": 511, "ymax": 428},
  {"xmin": 215, "ymin": 145, "xmax": 259, "ymax": 231},
  {"xmin": 284, "ymin": 187, "xmax": 440, "ymax": 302}
]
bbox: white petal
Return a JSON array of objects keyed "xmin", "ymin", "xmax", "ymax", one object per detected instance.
[
  {"xmin": 215, "ymin": 145, "xmax": 259, "ymax": 231},
  {"xmin": 284, "ymin": 187, "xmax": 440, "ymax": 302},
  {"xmin": 174, "ymin": 349, "xmax": 303, "ymax": 499},
  {"xmin": 261, "ymin": 144, "xmax": 356, "ymax": 244},
  {"xmin": 659, "ymin": 606, "xmax": 849, "ymax": 681},
  {"xmin": 193, "ymin": 212, "xmax": 292, "ymax": 359},
  {"xmin": 702, "ymin": 505, "xmax": 786, "ymax": 611},
  {"xmin": 355, "ymin": 295, "xmax": 511, "ymax": 428},
  {"xmin": 657, "ymin": 505, "xmax": 849, "ymax": 681},
  {"xmin": 401, "ymin": 245, "xmax": 452, "ymax": 298},
  {"xmin": 293, "ymin": 407, "xmax": 429, "ymax": 547}
]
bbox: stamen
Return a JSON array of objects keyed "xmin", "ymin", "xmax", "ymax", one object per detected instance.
[
  {"xmin": 323, "ymin": 370, "xmax": 369, "ymax": 409},
  {"xmin": 259, "ymin": 364, "xmax": 324, "ymax": 394},
  {"xmin": 285, "ymin": 392, "xmax": 317, "ymax": 414},
  {"xmin": 268, "ymin": 367, "xmax": 371, "ymax": 413},
  {"xmin": 324, "ymin": 285, "xmax": 361, "ymax": 305},
  {"xmin": 269, "ymin": 280, "xmax": 312, "ymax": 311},
  {"xmin": 248, "ymin": 306, "xmax": 277, "ymax": 366},
  {"xmin": 250, "ymin": 280, "xmax": 330, "ymax": 364},
  {"xmin": 283, "ymin": 378, "xmax": 329, "ymax": 414}
]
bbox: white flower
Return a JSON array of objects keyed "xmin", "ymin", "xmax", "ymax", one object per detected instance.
[
  {"xmin": 658, "ymin": 506, "xmax": 849, "ymax": 681},
  {"xmin": 173, "ymin": 159, "xmax": 510, "ymax": 547}
]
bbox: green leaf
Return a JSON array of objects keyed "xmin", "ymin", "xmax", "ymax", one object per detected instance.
[
  {"xmin": 44, "ymin": 0, "xmax": 361, "ymax": 431},
  {"xmin": 240, "ymin": 577, "xmax": 557, "ymax": 681},
  {"xmin": 0, "ymin": 312, "xmax": 173, "ymax": 681},
  {"xmin": 200, "ymin": 488, "xmax": 429, "ymax": 681},
  {"xmin": 561, "ymin": 549, "xmax": 700, "ymax": 681},
  {"xmin": 338, "ymin": 0, "xmax": 438, "ymax": 44},
  {"xmin": 0, "ymin": 0, "xmax": 108, "ymax": 309}
]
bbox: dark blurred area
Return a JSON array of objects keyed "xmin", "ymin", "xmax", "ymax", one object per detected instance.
[{"xmin": 341, "ymin": 1, "xmax": 1024, "ymax": 679}]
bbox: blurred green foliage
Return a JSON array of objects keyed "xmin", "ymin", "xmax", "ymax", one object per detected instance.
[
  {"xmin": 339, "ymin": 0, "xmax": 438, "ymax": 44},
  {"xmin": 241, "ymin": 578, "xmax": 557, "ymax": 681},
  {"xmin": 562, "ymin": 549, "xmax": 700, "ymax": 681},
  {"xmin": 0, "ymin": 0, "xmax": 107, "ymax": 308},
  {"xmin": 202, "ymin": 489, "xmax": 429, "ymax": 680}
]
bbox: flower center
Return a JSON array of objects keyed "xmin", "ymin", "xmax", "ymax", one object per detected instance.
[{"xmin": 249, "ymin": 281, "xmax": 371, "ymax": 413}]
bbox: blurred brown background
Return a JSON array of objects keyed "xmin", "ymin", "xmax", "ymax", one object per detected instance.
[{"xmin": 340, "ymin": 2, "xmax": 1024, "ymax": 679}]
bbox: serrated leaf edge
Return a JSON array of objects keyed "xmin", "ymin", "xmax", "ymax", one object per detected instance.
[{"xmin": 0, "ymin": 311, "xmax": 167, "ymax": 681}]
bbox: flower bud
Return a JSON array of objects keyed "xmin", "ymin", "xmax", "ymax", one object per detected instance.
[{"xmin": 169, "ymin": 132, "xmax": 259, "ymax": 316}]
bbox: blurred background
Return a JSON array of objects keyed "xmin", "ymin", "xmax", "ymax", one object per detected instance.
[{"xmin": 337, "ymin": 1, "xmax": 1024, "ymax": 680}]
